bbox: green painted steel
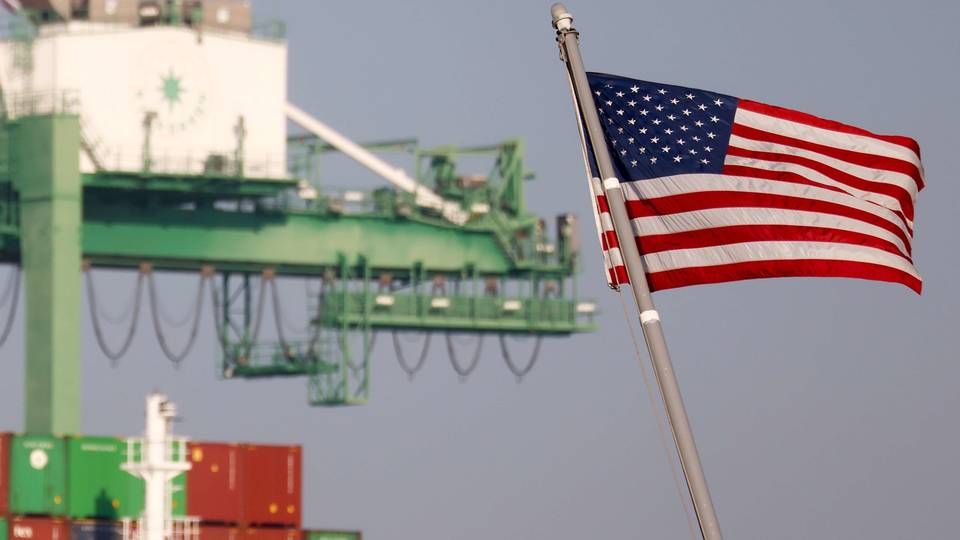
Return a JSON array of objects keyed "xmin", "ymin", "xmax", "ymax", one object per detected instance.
[
  {"xmin": 321, "ymin": 292, "xmax": 594, "ymax": 333},
  {"xmin": 171, "ymin": 472, "xmax": 187, "ymax": 517},
  {"xmin": 82, "ymin": 170, "xmax": 298, "ymax": 199},
  {"xmin": 0, "ymin": 517, "xmax": 6, "ymax": 540},
  {"xmin": 81, "ymin": 209, "xmax": 518, "ymax": 276},
  {"xmin": 65, "ymin": 436, "xmax": 141, "ymax": 520},
  {"xmin": 304, "ymin": 531, "xmax": 362, "ymax": 540},
  {"xmin": 10, "ymin": 115, "xmax": 82, "ymax": 435},
  {"xmin": 126, "ymin": 439, "xmax": 188, "ymax": 517},
  {"xmin": 9, "ymin": 434, "xmax": 67, "ymax": 515},
  {"xmin": 0, "ymin": 105, "xmax": 595, "ymax": 416}
]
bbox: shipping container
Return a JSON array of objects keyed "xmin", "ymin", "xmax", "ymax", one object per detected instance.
[
  {"xmin": 171, "ymin": 471, "xmax": 187, "ymax": 517},
  {"xmin": 199, "ymin": 525, "xmax": 238, "ymax": 540},
  {"xmin": 0, "ymin": 433, "xmax": 10, "ymax": 516},
  {"xmin": 237, "ymin": 528, "xmax": 300, "ymax": 540},
  {"xmin": 0, "ymin": 517, "xmax": 6, "ymax": 540},
  {"xmin": 304, "ymin": 531, "xmax": 362, "ymax": 540},
  {"xmin": 9, "ymin": 434, "xmax": 67, "ymax": 516},
  {"xmin": 241, "ymin": 444, "xmax": 301, "ymax": 527},
  {"xmin": 66, "ymin": 436, "xmax": 141, "ymax": 519},
  {"xmin": 187, "ymin": 442, "xmax": 243, "ymax": 524},
  {"xmin": 129, "ymin": 439, "xmax": 188, "ymax": 517},
  {"xmin": 69, "ymin": 519, "xmax": 130, "ymax": 540},
  {"xmin": 8, "ymin": 517, "xmax": 69, "ymax": 540}
]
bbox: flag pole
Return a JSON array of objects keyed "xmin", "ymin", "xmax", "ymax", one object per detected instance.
[{"xmin": 550, "ymin": 5, "xmax": 723, "ymax": 539}]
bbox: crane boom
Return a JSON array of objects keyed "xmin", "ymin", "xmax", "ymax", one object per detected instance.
[{"xmin": 285, "ymin": 103, "xmax": 469, "ymax": 225}]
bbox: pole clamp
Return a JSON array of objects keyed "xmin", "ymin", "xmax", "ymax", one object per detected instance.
[
  {"xmin": 602, "ymin": 177, "xmax": 621, "ymax": 191},
  {"xmin": 639, "ymin": 310, "xmax": 660, "ymax": 325}
]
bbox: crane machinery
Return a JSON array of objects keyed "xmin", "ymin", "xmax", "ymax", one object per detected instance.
[{"xmin": 0, "ymin": 0, "xmax": 596, "ymax": 436}]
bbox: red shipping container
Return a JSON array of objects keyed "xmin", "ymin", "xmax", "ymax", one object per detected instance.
[
  {"xmin": 241, "ymin": 444, "xmax": 302, "ymax": 527},
  {"xmin": 0, "ymin": 432, "xmax": 10, "ymax": 515},
  {"xmin": 8, "ymin": 517, "xmax": 70, "ymax": 540},
  {"xmin": 199, "ymin": 524, "xmax": 240, "ymax": 540},
  {"xmin": 199, "ymin": 525, "xmax": 300, "ymax": 540},
  {"xmin": 237, "ymin": 528, "xmax": 301, "ymax": 540},
  {"xmin": 187, "ymin": 442, "xmax": 243, "ymax": 524}
]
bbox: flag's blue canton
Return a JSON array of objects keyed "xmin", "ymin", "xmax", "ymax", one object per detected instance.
[{"xmin": 587, "ymin": 72, "xmax": 739, "ymax": 182}]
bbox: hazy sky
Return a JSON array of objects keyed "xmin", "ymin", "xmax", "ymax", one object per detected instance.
[{"xmin": 1, "ymin": 1, "xmax": 959, "ymax": 539}]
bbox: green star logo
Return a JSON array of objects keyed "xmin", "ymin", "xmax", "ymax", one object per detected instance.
[{"xmin": 159, "ymin": 70, "xmax": 185, "ymax": 108}]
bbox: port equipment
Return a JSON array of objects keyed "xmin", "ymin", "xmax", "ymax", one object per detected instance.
[
  {"xmin": 121, "ymin": 393, "xmax": 198, "ymax": 540},
  {"xmin": 0, "ymin": 8, "xmax": 595, "ymax": 435}
]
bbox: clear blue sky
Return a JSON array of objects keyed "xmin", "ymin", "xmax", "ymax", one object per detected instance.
[{"xmin": 1, "ymin": 1, "xmax": 958, "ymax": 538}]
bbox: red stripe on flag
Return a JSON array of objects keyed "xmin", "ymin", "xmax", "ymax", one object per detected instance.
[
  {"xmin": 624, "ymin": 192, "xmax": 912, "ymax": 253},
  {"xmin": 636, "ymin": 224, "xmax": 911, "ymax": 260},
  {"xmin": 738, "ymin": 99, "xmax": 921, "ymax": 160},
  {"xmin": 596, "ymin": 194, "xmax": 610, "ymax": 214},
  {"xmin": 602, "ymin": 230, "xmax": 620, "ymax": 250},
  {"xmin": 722, "ymin": 165, "xmax": 913, "ymax": 234},
  {"xmin": 646, "ymin": 259, "xmax": 922, "ymax": 294},
  {"xmin": 725, "ymin": 146, "xmax": 915, "ymax": 221},
  {"xmin": 732, "ymin": 123, "xmax": 924, "ymax": 191},
  {"xmin": 609, "ymin": 265, "xmax": 629, "ymax": 285}
]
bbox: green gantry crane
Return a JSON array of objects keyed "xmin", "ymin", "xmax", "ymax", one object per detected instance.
[
  {"xmin": 0, "ymin": 7, "xmax": 595, "ymax": 436},
  {"xmin": 0, "ymin": 96, "xmax": 596, "ymax": 434}
]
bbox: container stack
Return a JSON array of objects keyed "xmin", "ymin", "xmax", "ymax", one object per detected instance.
[
  {"xmin": 186, "ymin": 441, "xmax": 302, "ymax": 538},
  {"xmin": 0, "ymin": 433, "xmax": 360, "ymax": 540}
]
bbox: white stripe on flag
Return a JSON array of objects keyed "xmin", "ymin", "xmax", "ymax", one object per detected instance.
[
  {"xmin": 727, "ymin": 134, "xmax": 919, "ymax": 201},
  {"xmin": 619, "ymin": 173, "xmax": 912, "ymax": 240},
  {"xmin": 720, "ymin": 156, "xmax": 913, "ymax": 226},
  {"xmin": 588, "ymin": 177, "xmax": 616, "ymax": 287},
  {"xmin": 734, "ymin": 108, "xmax": 922, "ymax": 166},
  {"xmin": 630, "ymin": 207, "xmax": 911, "ymax": 258},
  {"xmin": 640, "ymin": 241, "xmax": 921, "ymax": 279}
]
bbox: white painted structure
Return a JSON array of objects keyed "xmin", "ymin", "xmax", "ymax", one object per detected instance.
[
  {"xmin": 122, "ymin": 393, "xmax": 197, "ymax": 540},
  {"xmin": 0, "ymin": 22, "xmax": 288, "ymax": 176}
]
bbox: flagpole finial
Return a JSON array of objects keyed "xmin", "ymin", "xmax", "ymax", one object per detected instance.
[{"xmin": 551, "ymin": 3, "xmax": 573, "ymax": 31}]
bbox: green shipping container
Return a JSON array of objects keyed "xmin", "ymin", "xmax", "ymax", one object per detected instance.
[
  {"xmin": 9, "ymin": 434, "xmax": 67, "ymax": 515},
  {"xmin": 67, "ymin": 436, "xmax": 188, "ymax": 520},
  {"xmin": 0, "ymin": 517, "xmax": 7, "ymax": 540},
  {"xmin": 127, "ymin": 439, "xmax": 188, "ymax": 517},
  {"xmin": 66, "ymin": 436, "xmax": 142, "ymax": 519},
  {"xmin": 170, "ymin": 472, "xmax": 187, "ymax": 516},
  {"xmin": 305, "ymin": 532, "xmax": 362, "ymax": 540}
]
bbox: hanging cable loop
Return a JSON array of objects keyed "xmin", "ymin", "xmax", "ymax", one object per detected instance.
[
  {"xmin": 499, "ymin": 333, "xmax": 543, "ymax": 382},
  {"xmin": 271, "ymin": 274, "xmax": 313, "ymax": 336},
  {"xmin": 498, "ymin": 284, "xmax": 555, "ymax": 381},
  {"xmin": 0, "ymin": 264, "xmax": 21, "ymax": 350},
  {"xmin": 146, "ymin": 266, "xmax": 207, "ymax": 368},
  {"xmin": 84, "ymin": 261, "xmax": 144, "ymax": 366},
  {"xmin": 392, "ymin": 277, "xmax": 443, "ymax": 380},
  {"xmin": 445, "ymin": 273, "xmax": 482, "ymax": 379},
  {"xmin": 209, "ymin": 272, "xmax": 230, "ymax": 351},
  {"xmin": 446, "ymin": 332, "xmax": 484, "ymax": 381}
]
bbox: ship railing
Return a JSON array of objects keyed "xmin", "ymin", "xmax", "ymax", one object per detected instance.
[
  {"xmin": 87, "ymin": 150, "xmax": 289, "ymax": 180},
  {"xmin": 5, "ymin": 90, "xmax": 80, "ymax": 119},
  {"xmin": 121, "ymin": 516, "xmax": 201, "ymax": 540}
]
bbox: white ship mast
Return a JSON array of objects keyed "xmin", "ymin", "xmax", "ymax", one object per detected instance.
[{"xmin": 122, "ymin": 393, "xmax": 198, "ymax": 540}]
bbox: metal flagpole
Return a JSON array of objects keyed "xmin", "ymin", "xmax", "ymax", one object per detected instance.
[{"xmin": 550, "ymin": 5, "xmax": 723, "ymax": 539}]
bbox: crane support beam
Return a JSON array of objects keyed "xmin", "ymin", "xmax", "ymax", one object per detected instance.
[
  {"xmin": 80, "ymin": 208, "xmax": 530, "ymax": 276},
  {"xmin": 11, "ymin": 114, "xmax": 82, "ymax": 435}
]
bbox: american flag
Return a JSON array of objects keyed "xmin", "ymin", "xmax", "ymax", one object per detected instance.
[{"xmin": 584, "ymin": 72, "xmax": 924, "ymax": 293}]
